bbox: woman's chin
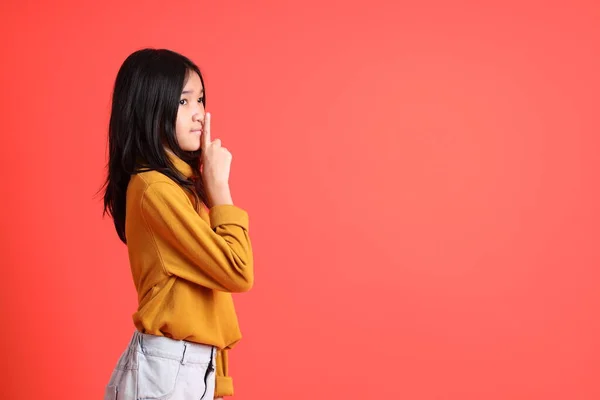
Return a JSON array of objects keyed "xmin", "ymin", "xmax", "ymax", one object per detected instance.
[{"xmin": 181, "ymin": 142, "xmax": 201, "ymax": 152}]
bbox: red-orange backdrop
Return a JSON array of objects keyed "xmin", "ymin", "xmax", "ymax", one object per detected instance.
[{"xmin": 1, "ymin": 1, "xmax": 599, "ymax": 399}]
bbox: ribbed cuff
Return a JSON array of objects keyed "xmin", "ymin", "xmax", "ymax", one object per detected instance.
[
  {"xmin": 209, "ymin": 204, "xmax": 249, "ymax": 230},
  {"xmin": 215, "ymin": 375, "xmax": 234, "ymax": 397}
]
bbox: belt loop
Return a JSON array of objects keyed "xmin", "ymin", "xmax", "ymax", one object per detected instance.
[
  {"xmin": 137, "ymin": 332, "xmax": 144, "ymax": 352},
  {"xmin": 181, "ymin": 342, "xmax": 188, "ymax": 365}
]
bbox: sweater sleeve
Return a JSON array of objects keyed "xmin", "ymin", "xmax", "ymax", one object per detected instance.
[
  {"xmin": 141, "ymin": 181, "xmax": 254, "ymax": 292},
  {"xmin": 214, "ymin": 348, "xmax": 234, "ymax": 397}
]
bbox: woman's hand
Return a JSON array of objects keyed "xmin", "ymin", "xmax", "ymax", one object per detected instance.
[{"xmin": 201, "ymin": 112, "xmax": 233, "ymax": 207}]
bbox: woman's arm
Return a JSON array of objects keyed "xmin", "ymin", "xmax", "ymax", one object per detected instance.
[{"xmin": 141, "ymin": 181, "xmax": 254, "ymax": 292}]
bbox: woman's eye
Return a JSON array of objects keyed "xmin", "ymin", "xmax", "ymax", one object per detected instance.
[
  {"xmin": 179, "ymin": 99, "xmax": 188, "ymax": 105},
  {"xmin": 198, "ymin": 97, "xmax": 204, "ymax": 104}
]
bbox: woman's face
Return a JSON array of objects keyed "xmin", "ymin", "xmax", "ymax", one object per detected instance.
[{"xmin": 175, "ymin": 71, "xmax": 205, "ymax": 151}]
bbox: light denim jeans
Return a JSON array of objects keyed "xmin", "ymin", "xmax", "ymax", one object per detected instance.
[{"xmin": 104, "ymin": 330, "xmax": 216, "ymax": 400}]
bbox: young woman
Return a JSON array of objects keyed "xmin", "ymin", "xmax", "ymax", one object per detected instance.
[{"xmin": 101, "ymin": 48, "xmax": 254, "ymax": 400}]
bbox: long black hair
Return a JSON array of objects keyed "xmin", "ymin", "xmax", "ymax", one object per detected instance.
[{"xmin": 101, "ymin": 48, "xmax": 209, "ymax": 244}]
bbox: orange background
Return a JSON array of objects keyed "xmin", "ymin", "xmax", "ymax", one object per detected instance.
[{"xmin": 1, "ymin": 1, "xmax": 599, "ymax": 399}]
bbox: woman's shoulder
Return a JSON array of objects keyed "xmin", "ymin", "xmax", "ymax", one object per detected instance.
[{"xmin": 128, "ymin": 170, "xmax": 184, "ymax": 198}]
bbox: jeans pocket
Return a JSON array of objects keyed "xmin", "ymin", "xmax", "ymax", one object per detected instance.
[
  {"xmin": 103, "ymin": 385, "xmax": 118, "ymax": 400},
  {"xmin": 137, "ymin": 352, "xmax": 181, "ymax": 400}
]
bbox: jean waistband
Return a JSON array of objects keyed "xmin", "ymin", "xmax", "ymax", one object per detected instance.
[{"xmin": 131, "ymin": 330, "xmax": 215, "ymax": 365}]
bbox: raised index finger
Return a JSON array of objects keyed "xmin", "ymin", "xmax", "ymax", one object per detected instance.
[{"xmin": 202, "ymin": 112, "xmax": 211, "ymax": 149}]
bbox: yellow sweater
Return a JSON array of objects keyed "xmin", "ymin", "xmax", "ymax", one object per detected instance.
[{"xmin": 124, "ymin": 153, "xmax": 254, "ymax": 397}]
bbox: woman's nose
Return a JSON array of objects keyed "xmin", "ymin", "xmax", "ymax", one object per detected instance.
[{"xmin": 192, "ymin": 111, "xmax": 204, "ymax": 122}]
